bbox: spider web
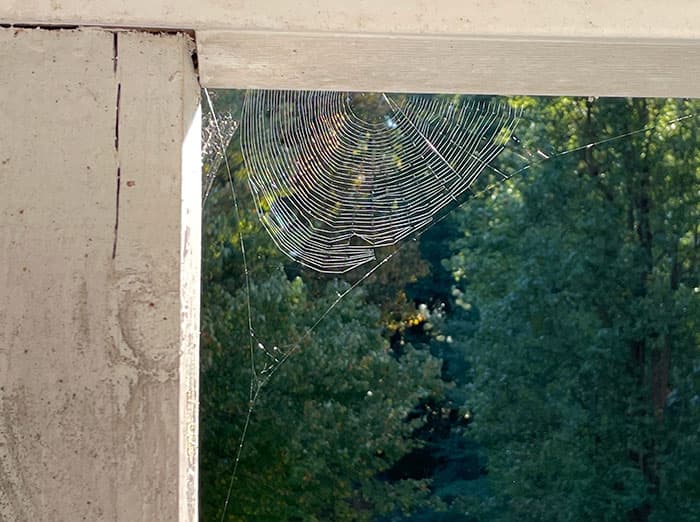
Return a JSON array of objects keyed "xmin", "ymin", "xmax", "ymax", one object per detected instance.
[
  {"xmin": 202, "ymin": 90, "xmax": 239, "ymax": 205},
  {"xmin": 240, "ymin": 90, "xmax": 521, "ymax": 273},
  {"xmin": 204, "ymin": 89, "xmax": 524, "ymax": 522},
  {"xmin": 203, "ymin": 90, "xmax": 696, "ymax": 521}
]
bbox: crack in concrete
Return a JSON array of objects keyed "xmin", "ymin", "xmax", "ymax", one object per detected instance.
[
  {"xmin": 112, "ymin": 33, "xmax": 121, "ymax": 260},
  {"xmin": 112, "ymin": 32, "xmax": 118, "ymax": 74}
]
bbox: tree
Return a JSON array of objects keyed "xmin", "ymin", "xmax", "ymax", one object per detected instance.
[
  {"xmin": 444, "ymin": 97, "xmax": 700, "ymax": 520},
  {"xmin": 199, "ymin": 95, "xmax": 447, "ymax": 521}
]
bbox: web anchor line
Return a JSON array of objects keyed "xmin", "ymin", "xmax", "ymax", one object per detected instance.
[
  {"xmin": 204, "ymin": 89, "xmax": 257, "ymax": 522},
  {"xmin": 507, "ymin": 112, "xmax": 696, "ymax": 178}
]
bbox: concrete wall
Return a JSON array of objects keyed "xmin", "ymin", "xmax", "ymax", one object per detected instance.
[{"xmin": 0, "ymin": 28, "xmax": 200, "ymax": 521}]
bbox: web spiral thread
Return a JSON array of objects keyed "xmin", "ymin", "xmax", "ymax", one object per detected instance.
[{"xmin": 241, "ymin": 90, "xmax": 521, "ymax": 273}]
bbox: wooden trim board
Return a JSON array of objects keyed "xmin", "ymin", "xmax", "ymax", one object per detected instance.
[{"xmin": 197, "ymin": 31, "xmax": 700, "ymax": 97}]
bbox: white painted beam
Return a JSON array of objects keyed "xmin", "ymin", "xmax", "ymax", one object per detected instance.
[
  {"xmin": 197, "ymin": 31, "xmax": 700, "ymax": 97},
  {"xmin": 2, "ymin": 1, "xmax": 700, "ymax": 96},
  {"xmin": 2, "ymin": 0, "xmax": 700, "ymax": 38}
]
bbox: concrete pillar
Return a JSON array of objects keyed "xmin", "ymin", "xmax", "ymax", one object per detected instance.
[{"xmin": 0, "ymin": 28, "xmax": 200, "ymax": 521}]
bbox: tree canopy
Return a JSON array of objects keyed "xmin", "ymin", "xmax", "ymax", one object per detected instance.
[{"xmin": 200, "ymin": 92, "xmax": 700, "ymax": 521}]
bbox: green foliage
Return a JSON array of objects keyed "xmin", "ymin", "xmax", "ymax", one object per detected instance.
[
  {"xmin": 200, "ymin": 93, "xmax": 447, "ymax": 521},
  {"xmin": 201, "ymin": 267, "xmax": 446, "ymax": 521},
  {"xmin": 201, "ymin": 91, "xmax": 700, "ymax": 522},
  {"xmin": 445, "ymin": 97, "xmax": 700, "ymax": 521}
]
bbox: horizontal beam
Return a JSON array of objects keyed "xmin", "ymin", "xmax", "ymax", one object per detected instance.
[
  {"xmin": 2, "ymin": 1, "xmax": 700, "ymax": 96},
  {"xmin": 2, "ymin": 0, "xmax": 700, "ymax": 39},
  {"xmin": 198, "ymin": 31, "xmax": 700, "ymax": 97}
]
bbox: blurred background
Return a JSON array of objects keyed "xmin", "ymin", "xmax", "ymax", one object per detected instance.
[{"xmin": 200, "ymin": 92, "xmax": 700, "ymax": 522}]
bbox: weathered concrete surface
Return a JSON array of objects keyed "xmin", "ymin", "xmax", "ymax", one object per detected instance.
[
  {"xmin": 2, "ymin": 0, "xmax": 700, "ymax": 38},
  {"xmin": 0, "ymin": 28, "xmax": 200, "ymax": 521}
]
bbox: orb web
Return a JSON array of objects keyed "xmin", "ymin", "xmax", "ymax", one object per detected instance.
[{"xmin": 241, "ymin": 90, "xmax": 521, "ymax": 273}]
